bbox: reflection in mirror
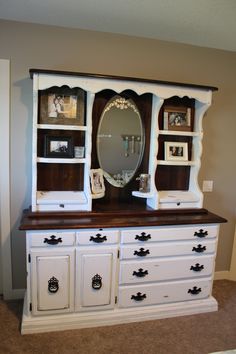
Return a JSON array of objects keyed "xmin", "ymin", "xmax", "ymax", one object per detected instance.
[{"xmin": 97, "ymin": 95, "xmax": 145, "ymax": 188}]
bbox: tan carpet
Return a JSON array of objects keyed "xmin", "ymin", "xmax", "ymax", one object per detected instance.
[{"xmin": 0, "ymin": 280, "xmax": 235, "ymax": 354}]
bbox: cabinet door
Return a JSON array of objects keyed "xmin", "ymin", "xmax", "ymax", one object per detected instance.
[
  {"xmin": 31, "ymin": 249, "xmax": 74, "ymax": 315},
  {"xmin": 76, "ymin": 246, "xmax": 118, "ymax": 311}
]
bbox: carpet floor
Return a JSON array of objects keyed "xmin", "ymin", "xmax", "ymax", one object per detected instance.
[{"xmin": 0, "ymin": 280, "xmax": 235, "ymax": 354}]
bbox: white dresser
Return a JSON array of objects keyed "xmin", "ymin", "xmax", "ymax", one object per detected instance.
[{"xmin": 20, "ymin": 210, "xmax": 226, "ymax": 334}]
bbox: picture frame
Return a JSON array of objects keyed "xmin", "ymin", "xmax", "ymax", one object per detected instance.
[
  {"xmin": 90, "ymin": 168, "xmax": 105, "ymax": 196},
  {"xmin": 163, "ymin": 106, "xmax": 192, "ymax": 131},
  {"xmin": 44, "ymin": 135, "xmax": 74, "ymax": 158},
  {"xmin": 164, "ymin": 142, "xmax": 188, "ymax": 161},
  {"xmin": 39, "ymin": 87, "xmax": 86, "ymax": 126}
]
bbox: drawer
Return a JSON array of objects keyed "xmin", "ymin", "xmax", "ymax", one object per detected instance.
[
  {"xmin": 118, "ymin": 277, "xmax": 212, "ymax": 308},
  {"xmin": 76, "ymin": 229, "xmax": 119, "ymax": 245},
  {"xmin": 120, "ymin": 224, "xmax": 218, "ymax": 244},
  {"xmin": 119, "ymin": 255, "xmax": 215, "ymax": 285},
  {"xmin": 28, "ymin": 231, "xmax": 75, "ymax": 247},
  {"xmin": 120, "ymin": 239, "xmax": 217, "ymax": 259}
]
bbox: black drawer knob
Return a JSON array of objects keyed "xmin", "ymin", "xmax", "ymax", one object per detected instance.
[
  {"xmin": 135, "ymin": 232, "xmax": 151, "ymax": 241},
  {"xmin": 131, "ymin": 292, "xmax": 146, "ymax": 301},
  {"xmin": 90, "ymin": 233, "xmax": 107, "ymax": 243},
  {"xmin": 190, "ymin": 263, "xmax": 204, "ymax": 272},
  {"xmin": 188, "ymin": 286, "xmax": 202, "ymax": 295},
  {"xmin": 194, "ymin": 229, "xmax": 208, "ymax": 238},
  {"xmin": 192, "ymin": 244, "xmax": 206, "ymax": 253},
  {"xmin": 133, "ymin": 268, "xmax": 149, "ymax": 277},
  {"xmin": 44, "ymin": 235, "xmax": 62, "ymax": 245},
  {"xmin": 134, "ymin": 248, "xmax": 150, "ymax": 257}
]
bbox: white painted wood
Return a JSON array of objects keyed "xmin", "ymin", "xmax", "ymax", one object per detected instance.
[
  {"xmin": 36, "ymin": 191, "xmax": 87, "ymax": 205},
  {"xmin": 118, "ymin": 277, "xmax": 212, "ymax": 308},
  {"xmin": 21, "ymin": 295, "xmax": 218, "ymax": 334},
  {"xmin": 0, "ymin": 59, "xmax": 13, "ymax": 299},
  {"xmin": 29, "ymin": 231, "xmax": 75, "ymax": 247},
  {"xmin": 120, "ymin": 255, "xmax": 215, "ymax": 284},
  {"xmin": 75, "ymin": 246, "xmax": 118, "ymax": 311},
  {"xmin": 76, "ymin": 229, "xmax": 119, "ymax": 245},
  {"xmin": 120, "ymin": 224, "xmax": 218, "ymax": 243},
  {"xmin": 31, "ymin": 248, "xmax": 74, "ymax": 315},
  {"xmin": 31, "ymin": 72, "xmax": 93, "ymax": 212},
  {"xmin": 120, "ymin": 239, "xmax": 217, "ymax": 259}
]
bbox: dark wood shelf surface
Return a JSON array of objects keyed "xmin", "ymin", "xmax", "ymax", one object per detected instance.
[{"xmin": 20, "ymin": 207, "xmax": 227, "ymax": 231}]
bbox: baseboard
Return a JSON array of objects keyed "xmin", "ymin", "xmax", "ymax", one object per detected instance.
[
  {"xmin": 214, "ymin": 271, "xmax": 230, "ymax": 280},
  {"xmin": 4, "ymin": 288, "xmax": 25, "ymax": 300}
]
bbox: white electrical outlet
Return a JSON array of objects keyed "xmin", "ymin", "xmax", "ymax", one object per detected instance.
[{"xmin": 203, "ymin": 180, "xmax": 213, "ymax": 192}]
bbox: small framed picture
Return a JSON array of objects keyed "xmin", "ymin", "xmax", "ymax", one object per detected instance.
[
  {"xmin": 39, "ymin": 87, "xmax": 85, "ymax": 126},
  {"xmin": 163, "ymin": 106, "xmax": 191, "ymax": 131},
  {"xmin": 44, "ymin": 136, "xmax": 74, "ymax": 158},
  {"xmin": 164, "ymin": 142, "xmax": 188, "ymax": 161},
  {"xmin": 90, "ymin": 168, "xmax": 105, "ymax": 196}
]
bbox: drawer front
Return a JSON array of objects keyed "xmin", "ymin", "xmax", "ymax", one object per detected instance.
[
  {"xmin": 76, "ymin": 229, "xmax": 119, "ymax": 245},
  {"xmin": 119, "ymin": 255, "xmax": 215, "ymax": 285},
  {"xmin": 118, "ymin": 277, "xmax": 212, "ymax": 308},
  {"xmin": 120, "ymin": 239, "xmax": 217, "ymax": 259},
  {"xmin": 29, "ymin": 231, "xmax": 75, "ymax": 247},
  {"xmin": 120, "ymin": 225, "xmax": 218, "ymax": 244}
]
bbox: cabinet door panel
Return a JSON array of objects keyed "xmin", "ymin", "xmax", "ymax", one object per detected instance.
[
  {"xmin": 31, "ymin": 249, "xmax": 74, "ymax": 315},
  {"xmin": 76, "ymin": 246, "xmax": 118, "ymax": 311}
]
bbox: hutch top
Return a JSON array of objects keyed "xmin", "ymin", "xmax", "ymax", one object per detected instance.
[{"xmin": 29, "ymin": 68, "xmax": 218, "ymax": 215}]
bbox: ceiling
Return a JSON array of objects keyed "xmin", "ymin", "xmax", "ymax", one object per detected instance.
[{"xmin": 0, "ymin": 0, "xmax": 236, "ymax": 52}]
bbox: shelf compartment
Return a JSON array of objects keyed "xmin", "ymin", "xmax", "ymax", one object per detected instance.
[
  {"xmin": 37, "ymin": 163, "xmax": 84, "ymax": 191},
  {"xmin": 155, "ymin": 165, "xmax": 190, "ymax": 191}
]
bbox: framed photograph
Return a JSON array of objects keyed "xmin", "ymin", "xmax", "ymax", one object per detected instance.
[
  {"xmin": 44, "ymin": 135, "xmax": 74, "ymax": 158},
  {"xmin": 164, "ymin": 142, "xmax": 188, "ymax": 161},
  {"xmin": 39, "ymin": 87, "xmax": 86, "ymax": 126},
  {"xmin": 163, "ymin": 106, "xmax": 192, "ymax": 131},
  {"xmin": 90, "ymin": 168, "xmax": 105, "ymax": 196}
]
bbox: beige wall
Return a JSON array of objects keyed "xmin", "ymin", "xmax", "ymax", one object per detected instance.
[{"xmin": 0, "ymin": 19, "xmax": 235, "ymax": 289}]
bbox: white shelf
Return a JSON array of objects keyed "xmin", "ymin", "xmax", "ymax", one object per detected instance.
[
  {"xmin": 37, "ymin": 124, "xmax": 87, "ymax": 131},
  {"xmin": 157, "ymin": 160, "xmax": 196, "ymax": 166},
  {"xmin": 132, "ymin": 191, "xmax": 154, "ymax": 198},
  {"xmin": 158, "ymin": 130, "xmax": 200, "ymax": 137},
  {"xmin": 37, "ymin": 157, "xmax": 86, "ymax": 164},
  {"xmin": 36, "ymin": 191, "xmax": 88, "ymax": 205}
]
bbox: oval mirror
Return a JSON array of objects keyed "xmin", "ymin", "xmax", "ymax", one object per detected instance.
[{"xmin": 97, "ymin": 95, "xmax": 145, "ymax": 188}]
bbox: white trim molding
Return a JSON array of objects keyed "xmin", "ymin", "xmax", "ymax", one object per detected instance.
[{"xmin": 0, "ymin": 59, "xmax": 16, "ymax": 300}]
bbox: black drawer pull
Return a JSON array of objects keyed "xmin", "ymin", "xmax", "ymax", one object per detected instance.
[
  {"xmin": 188, "ymin": 286, "xmax": 202, "ymax": 295},
  {"xmin": 134, "ymin": 248, "xmax": 150, "ymax": 257},
  {"xmin": 135, "ymin": 232, "xmax": 151, "ymax": 241},
  {"xmin": 192, "ymin": 244, "xmax": 206, "ymax": 253},
  {"xmin": 194, "ymin": 229, "xmax": 208, "ymax": 238},
  {"xmin": 131, "ymin": 292, "xmax": 146, "ymax": 301},
  {"xmin": 90, "ymin": 233, "xmax": 107, "ymax": 243},
  {"xmin": 48, "ymin": 276, "xmax": 59, "ymax": 293},
  {"xmin": 44, "ymin": 235, "xmax": 62, "ymax": 245},
  {"xmin": 92, "ymin": 274, "xmax": 102, "ymax": 290},
  {"xmin": 190, "ymin": 263, "xmax": 204, "ymax": 272},
  {"xmin": 133, "ymin": 268, "xmax": 149, "ymax": 277}
]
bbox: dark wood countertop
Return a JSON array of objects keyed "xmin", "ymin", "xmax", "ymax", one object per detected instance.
[{"xmin": 19, "ymin": 208, "xmax": 227, "ymax": 231}]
